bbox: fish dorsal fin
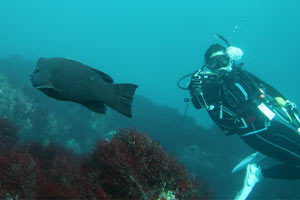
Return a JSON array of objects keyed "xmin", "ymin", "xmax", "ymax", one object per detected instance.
[{"xmin": 88, "ymin": 67, "xmax": 114, "ymax": 83}]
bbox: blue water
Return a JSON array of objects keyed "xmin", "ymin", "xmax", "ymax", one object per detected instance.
[
  {"xmin": 1, "ymin": 1, "xmax": 299, "ymax": 128},
  {"xmin": 0, "ymin": 1, "xmax": 300, "ymax": 199}
]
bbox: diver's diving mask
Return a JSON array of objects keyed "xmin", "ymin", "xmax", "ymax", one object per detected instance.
[{"xmin": 207, "ymin": 51, "xmax": 231, "ymax": 70}]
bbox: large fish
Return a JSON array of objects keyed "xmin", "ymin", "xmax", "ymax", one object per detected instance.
[{"xmin": 30, "ymin": 57, "xmax": 138, "ymax": 118}]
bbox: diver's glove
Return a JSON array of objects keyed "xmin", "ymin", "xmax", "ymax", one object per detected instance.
[
  {"xmin": 274, "ymin": 97, "xmax": 300, "ymax": 133},
  {"xmin": 274, "ymin": 97, "xmax": 297, "ymax": 111},
  {"xmin": 285, "ymin": 100, "xmax": 297, "ymax": 109},
  {"xmin": 274, "ymin": 97, "xmax": 297, "ymax": 109},
  {"xmin": 191, "ymin": 70, "xmax": 202, "ymax": 89},
  {"xmin": 285, "ymin": 100, "xmax": 300, "ymax": 133}
]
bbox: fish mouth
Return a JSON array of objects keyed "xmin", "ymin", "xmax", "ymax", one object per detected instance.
[
  {"xmin": 30, "ymin": 77, "xmax": 52, "ymax": 89},
  {"xmin": 30, "ymin": 74, "xmax": 52, "ymax": 89},
  {"xmin": 33, "ymin": 85, "xmax": 43, "ymax": 89},
  {"xmin": 30, "ymin": 79, "xmax": 39, "ymax": 88},
  {"xmin": 30, "ymin": 73, "xmax": 38, "ymax": 87}
]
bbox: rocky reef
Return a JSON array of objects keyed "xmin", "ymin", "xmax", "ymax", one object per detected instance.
[{"xmin": 0, "ymin": 121, "xmax": 211, "ymax": 199}]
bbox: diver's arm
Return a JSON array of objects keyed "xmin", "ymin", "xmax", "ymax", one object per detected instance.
[
  {"xmin": 188, "ymin": 70, "xmax": 209, "ymax": 110},
  {"xmin": 188, "ymin": 70, "xmax": 219, "ymax": 110},
  {"xmin": 190, "ymin": 92, "xmax": 204, "ymax": 109},
  {"xmin": 188, "ymin": 76, "xmax": 204, "ymax": 110}
]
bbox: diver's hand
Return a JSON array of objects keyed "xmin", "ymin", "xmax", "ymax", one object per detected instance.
[
  {"xmin": 286, "ymin": 100, "xmax": 297, "ymax": 109},
  {"xmin": 273, "ymin": 97, "xmax": 297, "ymax": 110},
  {"xmin": 191, "ymin": 72, "xmax": 202, "ymax": 89},
  {"xmin": 279, "ymin": 99, "xmax": 300, "ymax": 133},
  {"xmin": 286, "ymin": 101, "xmax": 300, "ymax": 134}
]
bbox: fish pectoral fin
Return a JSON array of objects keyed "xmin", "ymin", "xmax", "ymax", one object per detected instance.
[
  {"xmin": 81, "ymin": 101, "xmax": 107, "ymax": 114},
  {"xmin": 36, "ymin": 85, "xmax": 66, "ymax": 100}
]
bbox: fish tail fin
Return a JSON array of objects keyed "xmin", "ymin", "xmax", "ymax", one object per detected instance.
[{"xmin": 109, "ymin": 83, "xmax": 138, "ymax": 118}]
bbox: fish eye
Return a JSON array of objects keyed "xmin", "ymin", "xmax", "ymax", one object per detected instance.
[{"xmin": 34, "ymin": 68, "xmax": 40, "ymax": 73}]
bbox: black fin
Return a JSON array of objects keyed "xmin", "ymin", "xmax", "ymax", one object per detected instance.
[
  {"xmin": 80, "ymin": 101, "xmax": 107, "ymax": 114},
  {"xmin": 108, "ymin": 83, "xmax": 138, "ymax": 118},
  {"xmin": 37, "ymin": 86, "xmax": 67, "ymax": 100}
]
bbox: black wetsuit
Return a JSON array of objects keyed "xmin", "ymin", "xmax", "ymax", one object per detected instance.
[{"xmin": 189, "ymin": 67, "xmax": 300, "ymax": 179}]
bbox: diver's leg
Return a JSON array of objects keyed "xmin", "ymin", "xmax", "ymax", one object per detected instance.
[
  {"xmin": 235, "ymin": 121, "xmax": 300, "ymax": 200},
  {"xmin": 240, "ymin": 120, "xmax": 300, "ymax": 167},
  {"xmin": 262, "ymin": 164, "xmax": 300, "ymax": 179}
]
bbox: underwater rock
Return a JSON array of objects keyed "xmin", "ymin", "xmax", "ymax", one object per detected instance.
[
  {"xmin": 0, "ymin": 118, "xmax": 19, "ymax": 153},
  {"xmin": 0, "ymin": 74, "xmax": 36, "ymax": 133}
]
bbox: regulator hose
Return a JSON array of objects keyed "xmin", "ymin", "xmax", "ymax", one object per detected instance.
[{"xmin": 177, "ymin": 73, "xmax": 193, "ymax": 90}]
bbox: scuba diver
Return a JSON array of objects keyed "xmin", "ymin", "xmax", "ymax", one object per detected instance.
[{"xmin": 178, "ymin": 35, "xmax": 300, "ymax": 200}]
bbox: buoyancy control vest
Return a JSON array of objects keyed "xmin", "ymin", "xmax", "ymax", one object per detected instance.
[{"xmin": 191, "ymin": 67, "xmax": 268, "ymax": 135}]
